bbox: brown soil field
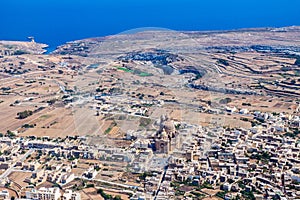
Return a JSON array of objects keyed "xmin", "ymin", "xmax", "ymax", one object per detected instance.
[
  {"xmin": 81, "ymin": 188, "xmax": 103, "ymax": 200},
  {"xmin": 8, "ymin": 171, "xmax": 32, "ymax": 188}
]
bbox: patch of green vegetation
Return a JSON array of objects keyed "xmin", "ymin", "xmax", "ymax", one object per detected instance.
[
  {"xmin": 219, "ymin": 97, "xmax": 232, "ymax": 104},
  {"xmin": 138, "ymin": 72, "xmax": 153, "ymax": 77},
  {"xmin": 240, "ymin": 117, "xmax": 250, "ymax": 122},
  {"xmin": 6, "ymin": 130, "xmax": 16, "ymax": 138},
  {"xmin": 238, "ymin": 181, "xmax": 246, "ymax": 189},
  {"xmin": 217, "ymin": 59, "xmax": 230, "ymax": 66},
  {"xmin": 216, "ymin": 191, "xmax": 228, "ymax": 199},
  {"xmin": 3, "ymin": 45, "xmax": 13, "ymax": 49},
  {"xmin": 86, "ymin": 184, "xmax": 95, "ymax": 188},
  {"xmin": 0, "ymin": 100, "xmax": 3, "ymax": 104},
  {"xmin": 142, "ymin": 103, "xmax": 153, "ymax": 107},
  {"xmin": 175, "ymin": 123, "xmax": 181, "ymax": 130},
  {"xmin": 49, "ymin": 121, "xmax": 58, "ymax": 127},
  {"xmin": 284, "ymin": 129, "xmax": 299, "ymax": 138},
  {"xmin": 104, "ymin": 127, "xmax": 112, "ymax": 134},
  {"xmin": 115, "ymin": 66, "xmax": 153, "ymax": 77},
  {"xmin": 115, "ymin": 66, "xmax": 133, "ymax": 73},
  {"xmin": 252, "ymin": 151, "xmax": 271, "ymax": 162},
  {"xmin": 295, "ymin": 58, "xmax": 300, "ymax": 66},
  {"xmin": 40, "ymin": 115, "xmax": 51, "ymax": 119},
  {"xmin": 104, "ymin": 121, "xmax": 117, "ymax": 134},
  {"xmin": 175, "ymin": 190, "xmax": 185, "ymax": 196},
  {"xmin": 241, "ymin": 190, "xmax": 255, "ymax": 200},
  {"xmin": 170, "ymin": 181, "xmax": 181, "ymax": 189},
  {"xmin": 284, "ymin": 132, "xmax": 297, "ymax": 138},
  {"xmin": 279, "ymin": 73, "xmax": 291, "ymax": 79},
  {"xmin": 22, "ymin": 124, "xmax": 35, "ymax": 128},
  {"xmin": 294, "ymin": 70, "xmax": 300, "ymax": 76},
  {"xmin": 190, "ymin": 191, "xmax": 205, "ymax": 198},
  {"xmin": 52, "ymin": 183, "xmax": 62, "ymax": 189},
  {"xmin": 139, "ymin": 118, "xmax": 151, "ymax": 127},
  {"xmin": 280, "ymin": 66, "xmax": 291, "ymax": 72},
  {"xmin": 97, "ymin": 188, "xmax": 122, "ymax": 200},
  {"xmin": 96, "ymin": 69, "xmax": 103, "ymax": 74},
  {"xmin": 87, "ymin": 64, "xmax": 99, "ymax": 69},
  {"xmin": 256, "ymin": 118, "xmax": 265, "ymax": 123},
  {"xmin": 199, "ymin": 182, "xmax": 214, "ymax": 189},
  {"xmin": 13, "ymin": 50, "xmax": 29, "ymax": 55},
  {"xmin": 251, "ymin": 120, "xmax": 261, "ymax": 127},
  {"xmin": 139, "ymin": 172, "xmax": 153, "ymax": 181}
]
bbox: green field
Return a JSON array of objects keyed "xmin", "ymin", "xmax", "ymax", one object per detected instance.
[
  {"xmin": 115, "ymin": 66, "xmax": 133, "ymax": 73},
  {"xmin": 115, "ymin": 66, "xmax": 153, "ymax": 77},
  {"xmin": 138, "ymin": 72, "xmax": 152, "ymax": 77},
  {"xmin": 104, "ymin": 127, "xmax": 112, "ymax": 134}
]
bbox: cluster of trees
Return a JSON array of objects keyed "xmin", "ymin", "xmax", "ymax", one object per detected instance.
[
  {"xmin": 17, "ymin": 110, "xmax": 33, "ymax": 119},
  {"xmin": 251, "ymin": 151, "xmax": 271, "ymax": 162},
  {"xmin": 217, "ymin": 59, "xmax": 230, "ymax": 66},
  {"xmin": 138, "ymin": 172, "xmax": 153, "ymax": 181},
  {"xmin": 22, "ymin": 124, "xmax": 35, "ymax": 128},
  {"xmin": 0, "ymin": 130, "xmax": 16, "ymax": 138},
  {"xmin": 97, "ymin": 189, "xmax": 122, "ymax": 200}
]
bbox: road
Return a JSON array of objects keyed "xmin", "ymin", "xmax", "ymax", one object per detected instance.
[
  {"xmin": 0, "ymin": 148, "xmax": 35, "ymax": 179},
  {"xmin": 154, "ymin": 157, "xmax": 170, "ymax": 200}
]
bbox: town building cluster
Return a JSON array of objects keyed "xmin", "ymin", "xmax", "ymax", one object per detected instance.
[{"xmin": 0, "ymin": 107, "xmax": 299, "ymax": 199}]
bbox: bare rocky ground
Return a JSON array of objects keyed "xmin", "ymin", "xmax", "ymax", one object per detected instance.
[{"xmin": 0, "ymin": 40, "xmax": 48, "ymax": 55}]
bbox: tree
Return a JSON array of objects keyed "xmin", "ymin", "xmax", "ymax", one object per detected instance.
[
  {"xmin": 291, "ymin": 80, "xmax": 296, "ymax": 85},
  {"xmin": 113, "ymin": 196, "xmax": 122, "ymax": 200},
  {"xmin": 207, "ymin": 100, "xmax": 212, "ymax": 106}
]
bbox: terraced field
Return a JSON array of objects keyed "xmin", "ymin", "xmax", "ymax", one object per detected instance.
[{"xmin": 1, "ymin": 26, "xmax": 300, "ymax": 139}]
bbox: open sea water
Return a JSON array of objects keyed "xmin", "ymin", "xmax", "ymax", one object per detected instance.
[{"xmin": 0, "ymin": 0, "xmax": 299, "ymax": 49}]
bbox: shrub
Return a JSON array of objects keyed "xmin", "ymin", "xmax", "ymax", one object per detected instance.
[{"xmin": 219, "ymin": 98, "xmax": 232, "ymax": 104}]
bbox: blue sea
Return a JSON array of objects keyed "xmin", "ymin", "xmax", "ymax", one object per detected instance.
[{"xmin": 0, "ymin": 0, "xmax": 299, "ymax": 49}]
